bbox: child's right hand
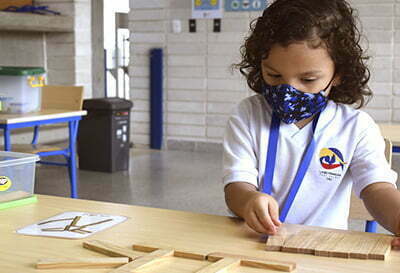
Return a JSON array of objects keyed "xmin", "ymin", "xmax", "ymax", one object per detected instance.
[{"xmin": 243, "ymin": 191, "xmax": 282, "ymax": 235}]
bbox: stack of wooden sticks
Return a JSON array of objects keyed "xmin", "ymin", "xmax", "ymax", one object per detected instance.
[{"xmin": 38, "ymin": 216, "xmax": 113, "ymax": 234}]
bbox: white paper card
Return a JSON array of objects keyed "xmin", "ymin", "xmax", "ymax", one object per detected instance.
[
  {"xmin": 16, "ymin": 211, "xmax": 128, "ymax": 239},
  {"xmin": 192, "ymin": 0, "xmax": 223, "ymax": 19}
]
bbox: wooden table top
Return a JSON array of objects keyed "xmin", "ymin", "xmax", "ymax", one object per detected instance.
[
  {"xmin": 1, "ymin": 195, "xmax": 399, "ymax": 273},
  {"xmin": 378, "ymin": 123, "xmax": 400, "ymax": 146},
  {"xmin": 0, "ymin": 109, "xmax": 87, "ymax": 124}
]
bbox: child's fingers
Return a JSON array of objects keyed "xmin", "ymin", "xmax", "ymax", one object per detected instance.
[
  {"xmin": 247, "ymin": 211, "xmax": 269, "ymax": 234},
  {"xmin": 268, "ymin": 199, "xmax": 282, "ymax": 227},
  {"xmin": 254, "ymin": 204, "xmax": 277, "ymax": 234},
  {"xmin": 392, "ymin": 237, "xmax": 400, "ymax": 250}
]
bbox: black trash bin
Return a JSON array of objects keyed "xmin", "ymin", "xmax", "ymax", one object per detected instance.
[{"xmin": 78, "ymin": 98, "xmax": 133, "ymax": 172}]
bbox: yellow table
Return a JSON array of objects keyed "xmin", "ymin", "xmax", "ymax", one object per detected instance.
[{"xmin": 1, "ymin": 195, "xmax": 399, "ymax": 272}]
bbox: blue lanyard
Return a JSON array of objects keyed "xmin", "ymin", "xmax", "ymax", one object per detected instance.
[{"xmin": 262, "ymin": 112, "xmax": 320, "ymax": 222}]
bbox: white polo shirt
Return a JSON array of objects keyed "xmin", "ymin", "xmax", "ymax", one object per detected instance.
[{"xmin": 223, "ymin": 95, "xmax": 398, "ymax": 230}]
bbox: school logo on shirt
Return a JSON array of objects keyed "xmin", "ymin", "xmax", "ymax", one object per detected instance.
[{"xmin": 318, "ymin": 148, "xmax": 347, "ymax": 181}]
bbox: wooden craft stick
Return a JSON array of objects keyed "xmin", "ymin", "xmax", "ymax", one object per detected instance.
[
  {"xmin": 281, "ymin": 235, "xmax": 302, "ymax": 253},
  {"xmin": 282, "ymin": 230, "xmax": 315, "ymax": 253},
  {"xmin": 266, "ymin": 234, "xmax": 287, "ymax": 251},
  {"xmin": 314, "ymin": 232, "xmax": 344, "ymax": 257},
  {"xmin": 195, "ymin": 257, "xmax": 240, "ymax": 273},
  {"xmin": 109, "ymin": 249, "xmax": 174, "ymax": 273},
  {"xmin": 36, "ymin": 257, "xmax": 129, "ymax": 269},
  {"xmin": 0, "ymin": 191, "xmax": 31, "ymax": 203},
  {"xmin": 70, "ymin": 229, "xmax": 90, "ymax": 234},
  {"xmin": 132, "ymin": 244, "xmax": 159, "ymax": 252},
  {"xmin": 41, "ymin": 228, "xmax": 66, "ymax": 232},
  {"xmin": 329, "ymin": 233, "xmax": 359, "ymax": 258},
  {"xmin": 64, "ymin": 216, "xmax": 82, "ymax": 230},
  {"xmin": 207, "ymin": 252, "xmax": 296, "ymax": 272},
  {"xmin": 174, "ymin": 250, "xmax": 207, "ymax": 261},
  {"xmin": 291, "ymin": 231, "xmax": 324, "ymax": 255},
  {"xmin": 83, "ymin": 240, "xmax": 142, "ymax": 261},
  {"xmin": 368, "ymin": 236, "xmax": 392, "ymax": 260},
  {"xmin": 71, "ymin": 218, "xmax": 113, "ymax": 230},
  {"xmin": 38, "ymin": 218, "xmax": 74, "ymax": 225},
  {"xmin": 348, "ymin": 235, "xmax": 378, "ymax": 259},
  {"xmin": 132, "ymin": 244, "xmax": 206, "ymax": 260}
]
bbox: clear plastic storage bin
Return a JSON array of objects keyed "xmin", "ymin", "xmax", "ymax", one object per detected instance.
[
  {"xmin": 0, "ymin": 151, "xmax": 39, "ymax": 200},
  {"xmin": 0, "ymin": 66, "xmax": 45, "ymax": 114}
]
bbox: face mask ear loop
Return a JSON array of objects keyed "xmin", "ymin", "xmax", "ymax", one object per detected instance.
[{"xmin": 321, "ymin": 73, "xmax": 336, "ymax": 96}]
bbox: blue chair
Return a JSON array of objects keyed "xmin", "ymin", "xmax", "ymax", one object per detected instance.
[
  {"xmin": 10, "ymin": 85, "xmax": 84, "ymax": 198},
  {"xmin": 349, "ymin": 138, "xmax": 392, "ymax": 233}
]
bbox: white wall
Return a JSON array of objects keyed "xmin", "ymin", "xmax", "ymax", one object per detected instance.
[
  {"xmin": 36, "ymin": 0, "xmax": 92, "ymax": 99},
  {"xmin": 129, "ymin": 0, "xmax": 399, "ymax": 150}
]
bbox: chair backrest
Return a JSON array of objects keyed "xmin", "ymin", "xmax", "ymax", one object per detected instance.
[
  {"xmin": 41, "ymin": 85, "xmax": 84, "ymax": 111},
  {"xmin": 349, "ymin": 138, "xmax": 392, "ymax": 221}
]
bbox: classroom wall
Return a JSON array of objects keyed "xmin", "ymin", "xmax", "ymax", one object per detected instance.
[
  {"xmin": 129, "ymin": 0, "xmax": 399, "ymax": 150},
  {"xmin": 35, "ymin": 0, "xmax": 92, "ymax": 99}
]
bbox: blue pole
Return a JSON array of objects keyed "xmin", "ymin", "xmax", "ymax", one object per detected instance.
[
  {"xmin": 365, "ymin": 220, "xmax": 377, "ymax": 233},
  {"xmin": 150, "ymin": 48, "xmax": 163, "ymax": 149}
]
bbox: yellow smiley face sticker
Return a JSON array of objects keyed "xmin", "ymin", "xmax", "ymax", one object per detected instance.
[{"xmin": 0, "ymin": 176, "xmax": 11, "ymax": 191}]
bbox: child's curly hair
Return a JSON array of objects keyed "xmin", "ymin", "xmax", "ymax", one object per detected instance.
[{"xmin": 236, "ymin": 0, "xmax": 372, "ymax": 108}]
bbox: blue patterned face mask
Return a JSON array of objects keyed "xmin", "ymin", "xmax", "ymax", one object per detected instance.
[{"xmin": 263, "ymin": 78, "xmax": 333, "ymax": 124}]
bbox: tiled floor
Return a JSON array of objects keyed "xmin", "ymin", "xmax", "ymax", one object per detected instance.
[{"xmin": 34, "ymin": 148, "xmax": 400, "ymax": 234}]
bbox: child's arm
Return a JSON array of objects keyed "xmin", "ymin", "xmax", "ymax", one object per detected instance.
[
  {"xmin": 224, "ymin": 182, "xmax": 281, "ymax": 235},
  {"xmin": 361, "ymin": 182, "xmax": 400, "ymax": 234}
]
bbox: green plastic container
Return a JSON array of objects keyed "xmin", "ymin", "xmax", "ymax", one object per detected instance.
[{"xmin": 0, "ymin": 66, "xmax": 45, "ymax": 113}]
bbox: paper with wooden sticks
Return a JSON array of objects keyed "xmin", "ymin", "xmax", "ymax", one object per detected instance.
[
  {"xmin": 266, "ymin": 229, "xmax": 393, "ymax": 260},
  {"xmin": 17, "ymin": 211, "xmax": 128, "ymax": 239},
  {"xmin": 37, "ymin": 240, "xmax": 297, "ymax": 272}
]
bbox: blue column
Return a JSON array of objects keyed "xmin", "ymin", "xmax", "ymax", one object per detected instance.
[
  {"xmin": 150, "ymin": 48, "xmax": 163, "ymax": 149},
  {"xmin": 365, "ymin": 220, "xmax": 377, "ymax": 233}
]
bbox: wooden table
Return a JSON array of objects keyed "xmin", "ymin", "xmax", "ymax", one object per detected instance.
[
  {"xmin": 1, "ymin": 195, "xmax": 399, "ymax": 273},
  {"xmin": 0, "ymin": 109, "xmax": 87, "ymax": 198},
  {"xmin": 0, "ymin": 109, "xmax": 86, "ymax": 125},
  {"xmin": 378, "ymin": 123, "xmax": 400, "ymax": 148}
]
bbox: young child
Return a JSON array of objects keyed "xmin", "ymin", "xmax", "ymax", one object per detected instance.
[{"xmin": 223, "ymin": 0, "xmax": 400, "ymax": 248}]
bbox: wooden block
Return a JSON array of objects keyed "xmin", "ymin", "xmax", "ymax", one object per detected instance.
[
  {"xmin": 36, "ymin": 257, "xmax": 129, "ymax": 269},
  {"xmin": 330, "ymin": 234, "xmax": 365, "ymax": 258},
  {"xmin": 132, "ymin": 244, "xmax": 159, "ymax": 252},
  {"xmin": 281, "ymin": 234, "xmax": 301, "ymax": 253},
  {"xmin": 174, "ymin": 250, "xmax": 206, "ymax": 261},
  {"xmin": 0, "ymin": 191, "xmax": 31, "ymax": 203},
  {"xmin": 314, "ymin": 232, "xmax": 343, "ymax": 257},
  {"xmin": 195, "ymin": 257, "xmax": 240, "ymax": 273},
  {"xmin": 83, "ymin": 240, "xmax": 141, "ymax": 261},
  {"xmin": 368, "ymin": 236, "xmax": 392, "ymax": 260},
  {"xmin": 266, "ymin": 234, "xmax": 286, "ymax": 251},
  {"xmin": 207, "ymin": 252, "xmax": 296, "ymax": 272},
  {"xmin": 109, "ymin": 249, "xmax": 174, "ymax": 273},
  {"xmin": 282, "ymin": 230, "xmax": 317, "ymax": 254},
  {"xmin": 294, "ymin": 231, "xmax": 327, "ymax": 255},
  {"xmin": 132, "ymin": 244, "xmax": 206, "ymax": 260},
  {"xmin": 347, "ymin": 235, "xmax": 378, "ymax": 259}
]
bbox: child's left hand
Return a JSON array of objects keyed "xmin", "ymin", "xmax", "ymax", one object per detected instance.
[{"xmin": 392, "ymin": 237, "xmax": 400, "ymax": 250}]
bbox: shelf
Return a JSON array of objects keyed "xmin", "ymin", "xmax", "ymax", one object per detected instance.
[{"xmin": 0, "ymin": 11, "xmax": 73, "ymax": 32}]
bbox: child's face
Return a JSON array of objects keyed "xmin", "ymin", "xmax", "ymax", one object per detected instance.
[{"xmin": 261, "ymin": 41, "xmax": 338, "ymax": 95}]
